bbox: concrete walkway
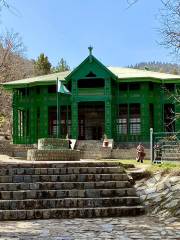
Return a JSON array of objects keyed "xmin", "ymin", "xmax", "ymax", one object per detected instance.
[{"xmin": 0, "ymin": 216, "xmax": 179, "ymax": 240}]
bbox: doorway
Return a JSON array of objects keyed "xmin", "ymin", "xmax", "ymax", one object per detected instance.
[{"xmin": 78, "ymin": 102, "xmax": 105, "ymax": 140}]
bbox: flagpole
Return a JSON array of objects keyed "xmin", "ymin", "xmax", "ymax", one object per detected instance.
[
  {"xmin": 57, "ymin": 79, "xmax": 70, "ymax": 138},
  {"xmin": 66, "ymin": 104, "xmax": 68, "ymax": 135},
  {"xmin": 56, "ymin": 78, "xmax": 59, "ymax": 138}
]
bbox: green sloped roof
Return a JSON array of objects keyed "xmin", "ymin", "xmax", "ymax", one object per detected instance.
[
  {"xmin": 108, "ymin": 67, "xmax": 180, "ymax": 80},
  {"xmin": 2, "ymin": 66, "xmax": 180, "ymax": 89},
  {"xmin": 3, "ymin": 71, "xmax": 70, "ymax": 88}
]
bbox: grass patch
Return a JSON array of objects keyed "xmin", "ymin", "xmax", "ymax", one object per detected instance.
[
  {"xmin": 147, "ymin": 162, "xmax": 180, "ymax": 173},
  {"xmin": 99, "ymin": 159, "xmax": 180, "ymax": 174}
]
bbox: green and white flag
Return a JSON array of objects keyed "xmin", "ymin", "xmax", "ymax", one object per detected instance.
[{"xmin": 57, "ymin": 79, "xmax": 71, "ymax": 94}]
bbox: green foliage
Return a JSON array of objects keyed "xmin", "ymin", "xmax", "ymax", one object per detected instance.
[
  {"xmin": 34, "ymin": 53, "xmax": 51, "ymax": 76},
  {"xmin": 129, "ymin": 61, "xmax": 180, "ymax": 74},
  {"xmin": 52, "ymin": 58, "xmax": 70, "ymax": 73},
  {"xmin": 170, "ymin": 68, "xmax": 178, "ymax": 75}
]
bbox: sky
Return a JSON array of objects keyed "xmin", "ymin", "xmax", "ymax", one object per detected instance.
[{"xmin": 0, "ymin": 0, "xmax": 175, "ymax": 68}]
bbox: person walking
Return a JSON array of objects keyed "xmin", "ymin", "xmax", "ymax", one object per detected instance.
[{"xmin": 136, "ymin": 143, "xmax": 145, "ymax": 163}]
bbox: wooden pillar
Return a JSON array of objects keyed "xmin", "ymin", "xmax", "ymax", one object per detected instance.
[
  {"xmin": 154, "ymin": 84, "xmax": 164, "ymax": 132},
  {"xmin": 12, "ymin": 90, "xmax": 19, "ymax": 144},
  {"xmin": 71, "ymin": 101, "xmax": 78, "ymax": 139},
  {"xmin": 105, "ymin": 78, "xmax": 112, "ymax": 138},
  {"xmin": 140, "ymin": 83, "xmax": 150, "ymax": 141},
  {"xmin": 71, "ymin": 78, "xmax": 78, "ymax": 139},
  {"xmin": 39, "ymin": 105, "xmax": 48, "ymax": 138},
  {"xmin": 111, "ymin": 81, "xmax": 118, "ymax": 141},
  {"xmin": 28, "ymin": 87, "xmax": 37, "ymax": 143},
  {"xmin": 105, "ymin": 100, "xmax": 112, "ymax": 138},
  {"xmin": 39, "ymin": 87, "xmax": 48, "ymax": 138}
]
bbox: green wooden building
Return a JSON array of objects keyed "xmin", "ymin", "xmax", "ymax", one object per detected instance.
[{"xmin": 3, "ymin": 49, "xmax": 180, "ymax": 144}]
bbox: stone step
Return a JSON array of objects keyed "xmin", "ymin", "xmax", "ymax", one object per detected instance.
[
  {"xmin": 162, "ymin": 157, "xmax": 180, "ymax": 161},
  {"xmin": 0, "ymin": 162, "xmax": 123, "ymax": 168},
  {"xmin": 0, "ymin": 188, "xmax": 137, "ymax": 200},
  {"xmin": 0, "ymin": 181, "xmax": 131, "ymax": 191},
  {"xmin": 0, "ymin": 167, "xmax": 125, "ymax": 176},
  {"xmin": 76, "ymin": 140, "xmax": 103, "ymax": 150},
  {"xmin": 0, "ymin": 206, "xmax": 145, "ymax": 220},
  {"xmin": 163, "ymin": 152, "xmax": 180, "ymax": 155},
  {"xmin": 0, "ymin": 197, "xmax": 140, "ymax": 210},
  {"xmin": 0, "ymin": 173, "xmax": 129, "ymax": 183}
]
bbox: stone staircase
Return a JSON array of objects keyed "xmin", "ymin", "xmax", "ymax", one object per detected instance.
[
  {"xmin": 76, "ymin": 140, "xmax": 104, "ymax": 159},
  {"xmin": 0, "ymin": 162, "xmax": 145, "ymax": 220}
]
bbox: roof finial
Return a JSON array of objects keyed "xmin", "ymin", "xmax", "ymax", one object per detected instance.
[{"xmin": 88, "ymin": 46, "xmax": 93, "ymax": 56}]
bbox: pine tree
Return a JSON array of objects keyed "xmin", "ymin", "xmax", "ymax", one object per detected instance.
[
  {"xmin": 34, "ymin": 53, "xmax": 51, "ymax": 76},
  {"xmin": 171, "ymin": 68, "xmax": 178, "ymax": 75},
  {"xmin": 54, "ymin": 58, "xmax": 70, "ymax": 72}
]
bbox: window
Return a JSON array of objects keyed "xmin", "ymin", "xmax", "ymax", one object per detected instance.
[
  {"xmin": 164, "ymin": 84, "xmax": 175, "ymax": 92},
  {"xmin": 48, "ymin": 106, "xmax": 71, "ymax": 137},
  {"xmin": 18, "ymin": 88, "xmax": 29, "ymax": 96},
  {"xmin": 36, "ymin": 87, "xmax": 40, "ymax": 94},
  {"xmin": 119, "ymin": 83, "xmax": 128, "ymax": 91},
  {"xmin": 17, "ymin": 109, "xmax": 29, "ymax": 137},
  {"xmin": 48, "ymin": 85, "xmax": 56, "ymax": 93},
  {"xmin": 117, "ymin": 104, "xmax": 141, "ymax": 136},
  {"xmin": 117, "ymin": 104, "xmax": 128, "ymax": 134},
  {"xmin": 149, "ymin": 82, "xmax": 154, "ymax": 91},
  {"xmin": 60, "ymin": 106, "xmax": 71, "ymax": 137},
  {"xmin": 130, "ymin": 118, "xmax": 141, "ymax": 134},
  {"xmin": 119, "ymin": 83, "xmax": 140, "ymax": 91},
  {"xmin": 78, "ymin": 78, "xmax": 104, "ymax": 88},
  {"xmin": 129, "ymin": 104, "xmax": 141, "ymax": 134},
  {"xmin": 129, "ymin": 83, "xmax": 140, "ymax": 90}
]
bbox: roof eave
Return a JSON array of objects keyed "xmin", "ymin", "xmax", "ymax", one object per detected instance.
[
  {"xmin": 116, "ymin": 77, "xmax": 180, "ymax": 83},
  {"xmin": 2, "ymin": 80, "xmax": 58, "ymax": 90}
]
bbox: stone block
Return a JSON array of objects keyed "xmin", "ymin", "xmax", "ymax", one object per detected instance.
[
  {"xmin": 17, "ymin": 210, "xmax": 26, "ymax": 220},
  {"xmin": 19, "ymin": 183, "xmax": 27, "ymax": 190},
  {"xmin": 38, "ymin": 138, "xmax": 69, "ymax": 150},
  {"xmin": 0, "ymin": 191, "xmax": 11, "ymax": 200},
  {"xmin": 30, "ymin": 183, "xmax": 39, "ymax": 190},
  {"xmin": 27, "ymin": 149, "xmax": 80, "ymax": 161},
  {"xmin": 42, "ymin": 209, "xmax": 51, "ymax": 219},
  {"xmin": 34, "ymin": 210, "xmax": 43, "ymax": 219},
  {"xmin": 0, "ymin": 176, "xmax": 12, "ymax": 183},
  {"xmin": 13, "ymin": 191, "xmax": 24, "ymax": 200},
  {"xmin": 23, "ymin": 176, "xmax": 32, "ymax": 183},
  {"xmin": 13, "ymin": 175, "xmax": 24, "ymax": 183},
  {"xmin": 26, "ymin": 190, "xmax": 36, "ymax": 199},
  {"xmin": 26, "ymin": 210, "xmax": 34, "ymax": 220}
]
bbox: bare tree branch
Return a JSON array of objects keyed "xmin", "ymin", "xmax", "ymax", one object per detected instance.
[
  {"xmin": 159, "ymin": 0, "xmax": 180, "ymax": 60},
  {"xmin": 126, "ymin": 0, "xmax": 139, "ymax": 9},
  {"xmin": 0, "ymin": 30, "xmax": 26, "ymax": 72},
  {"xmin": 0, "ymin": 0, "xmax": 20, "ymax": 17}
]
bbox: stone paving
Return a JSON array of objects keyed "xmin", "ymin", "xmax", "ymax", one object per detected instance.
[{"xmin": 0, "ymin": 216, "xmax": 179, "ymax": 240}]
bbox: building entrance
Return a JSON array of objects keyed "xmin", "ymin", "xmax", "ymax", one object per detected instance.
[{"xmin": 78, "ymin": 102, "xmax": 105, "ymax": 140}]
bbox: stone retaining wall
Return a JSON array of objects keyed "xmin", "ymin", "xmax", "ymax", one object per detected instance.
[
  {"xmin": 27, "ymin": 149, "xmax": 80, "ymax": 161},
  {"xmin": 80, "ymin": 148, "xmax": 150, "ymax": 160},
  {"xmin": 0, "ymin": 140, "xmax": 150, "ymax": 160},
  {"xmin": 135, "ymin": 172, "xmax": 180, "ymax": 218},
  {"xmin": 111, "ymin": 148, "xmax": 150, "ymax": 160},
  {"xmin": 0, "ymin": 140, "xmax": 13, "ymax": 156}
]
